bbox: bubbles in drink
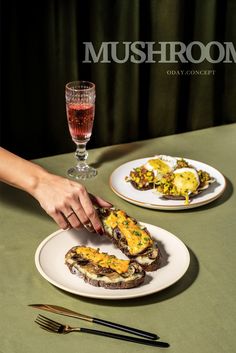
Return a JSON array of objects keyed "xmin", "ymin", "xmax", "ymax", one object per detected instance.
[{"xmin": 67, "ymin": 103, "xmax": 95, "ymax": 141}]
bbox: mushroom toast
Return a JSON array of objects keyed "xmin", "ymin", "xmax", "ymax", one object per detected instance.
[
  {"xmin": 96, "ymin": 207, "xmax": 160, "ymax": 271},
  {"xmin": 65, "ymin": 246, "xmax": 145, "ymax": 289}
]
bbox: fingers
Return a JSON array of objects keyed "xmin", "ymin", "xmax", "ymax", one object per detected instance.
[
  {"xmin": 49, "ymin": 210, "xmax": 72, "ymax": 230},
  {"xmin": 63, "ymin": 207, "xmax": 83, "ymax": 230},
  {"xmin": 45, "ymin": 203, "xmax": 84, "ymax": 231},
  {"xmin": 59, "ymin": 186, "xmax": 109, "ymax": 234},
  {"xmin": 41, "ymin": 177, "xmax": 112, "ymax": 233},
  {"xmin": 75, "ymin": 187, "xmax": 105, "ymax": 235},
  {"xmin": 89, "ymin": 193, "xmax": 113, "ymax": 208}
]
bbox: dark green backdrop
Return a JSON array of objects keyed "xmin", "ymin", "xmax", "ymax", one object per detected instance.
[{"xmin": 1, "ymin": 0, "xmax": 236, "ymax": 159}]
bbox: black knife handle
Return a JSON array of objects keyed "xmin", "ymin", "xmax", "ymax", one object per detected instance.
[
  {"xmin": 80, "ymin": 327, "xmax": 169, "ymax": 348},
  {"xmin": 93, "ymin": 317, "xmax": 159, "ymax": 340}
]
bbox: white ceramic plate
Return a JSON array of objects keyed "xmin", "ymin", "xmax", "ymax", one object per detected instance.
[
  {"xmin": 35, "ymin": 224, "xmax": 190, "ymax": 300},
  {"xmin": 110, "ymin": 157, "xmax": 226, "ymax": 210}
]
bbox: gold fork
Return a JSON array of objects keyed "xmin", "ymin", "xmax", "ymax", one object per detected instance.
[{"xmin": 35, "ymin": 315, "xmax": 169, "ymax": 348}]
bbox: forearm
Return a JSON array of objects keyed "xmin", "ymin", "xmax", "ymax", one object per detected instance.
[
  {"xmin": 0, "ymin": 147, "xmax": 110, "ymax": 233},
  {"xmin": 0, "ymin": 147, "xmax": 49, "ymax": 196}
]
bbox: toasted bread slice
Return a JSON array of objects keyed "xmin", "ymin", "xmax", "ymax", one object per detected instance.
[
  {"xmin": 65, "ymin": 246, "xmax": 145, "ymax": 289},
  {"xmin": 96, "ymin": 207, "xmax": 160, "ymax": 271}
]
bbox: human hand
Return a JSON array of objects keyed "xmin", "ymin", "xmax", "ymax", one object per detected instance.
[{"xmin": 32, "ymin": 172, "xmax": 112, "ymax": 234}]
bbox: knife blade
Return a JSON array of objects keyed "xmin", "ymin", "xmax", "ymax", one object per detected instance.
[
  {"xmin": 29, "ymin": 304, "xmax": 159, "ymax": 340},
  {"xmin": 29, "ymin": 304, "xmax": 93, "ymax": 321}
]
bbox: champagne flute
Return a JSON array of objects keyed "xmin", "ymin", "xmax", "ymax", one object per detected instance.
[{"xmin": 65, "ymin": 81, "xmax": 97, "ymax": 179}]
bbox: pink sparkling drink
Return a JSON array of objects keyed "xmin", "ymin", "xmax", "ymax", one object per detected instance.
[
  {"xmin": 67, "ymin": 103, "xmax": 95, "ymax": 142},
  {"xmin": 65, "ymin": 80, "xmax": 97, "ymax": 179}
]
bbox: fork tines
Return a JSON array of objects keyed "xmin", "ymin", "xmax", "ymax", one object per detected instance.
[{"xmin": 35, "ymin": 314, "xmax": 63, "ymax": 333}]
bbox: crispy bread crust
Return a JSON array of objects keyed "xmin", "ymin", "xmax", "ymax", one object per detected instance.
[
  {"xmin": 70, "ymin": 268, "xmax": 145, "ymax": 289},
  {"xmin": 162, "ymin": 191, "xmax": 202, "ymax": 200}
]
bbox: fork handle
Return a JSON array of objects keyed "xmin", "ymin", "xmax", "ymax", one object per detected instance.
[
  {"xmin": 93, "ymin": 317, "xmax": 158, "ymax": 340},
  {"xmin": 79, "ymin": 327, "xmax": 169, "ymax": 348}
]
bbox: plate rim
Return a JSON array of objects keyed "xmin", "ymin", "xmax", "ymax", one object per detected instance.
[
  {"xmin": 109, "ymin": 156, "xmax": 226, "ymax": 210},
  {"xmin": 35, "ymin": 224, "xmax": 190, "ymax": 300}
]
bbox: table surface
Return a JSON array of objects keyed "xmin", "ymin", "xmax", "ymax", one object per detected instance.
[{"xmin": 0, "ymin": 123, "xmax": 236, "ymax": 353}]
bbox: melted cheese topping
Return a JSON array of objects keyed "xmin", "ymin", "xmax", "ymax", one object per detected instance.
[
  {"xmin": 68, "ymin": 261, "xmax": 143, "ymax": 284},
  {"xmin": 104, "ymin": 210, "xmax": 153, "ymax": 256},
  {"xmin": 75, "ymin": 246, "xmax": 130, "ymax": 274}
]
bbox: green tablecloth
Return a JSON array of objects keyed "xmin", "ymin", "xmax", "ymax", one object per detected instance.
[{"xmin": 0, "ymin": 124, "xmax": 236, "ymax": 353}]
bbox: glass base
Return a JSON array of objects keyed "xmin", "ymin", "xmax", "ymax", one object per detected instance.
[{"xmin": 67, "ymin": 164, "xmax": 97, "ymax": 180}]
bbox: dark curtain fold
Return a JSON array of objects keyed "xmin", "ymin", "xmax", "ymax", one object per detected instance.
[{"xmin": 0, "ymin": 0, "xmax": 236, "ymax": 159}]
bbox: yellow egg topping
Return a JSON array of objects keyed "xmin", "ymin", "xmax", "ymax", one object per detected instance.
[
  {"xmin": 75, "ymin": 246, "xmax": 130, "ymax": 274},
  {"xmin": 173, "ymin": 168, "xmax": 200, "ymax": 204},
  {"xmin": 104, "ymin": 210, "xmax": 153, "ymax": 256},
  {"xmin": 147, "ymin": 159, "xmax": 172, "ymax": 174},
  {"xmin": 173, "ymin": 170, "xmax": 199, "ymax": 194}
]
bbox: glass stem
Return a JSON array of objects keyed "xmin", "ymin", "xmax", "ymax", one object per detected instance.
[{"xmin": 75, "ymin": 142, "xmax": 88, "ymax": 165}]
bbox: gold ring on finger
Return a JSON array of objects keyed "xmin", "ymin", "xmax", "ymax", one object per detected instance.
[{"xmin": 66, "ymin": 211, "xmax": 74, "ymax": 218}]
